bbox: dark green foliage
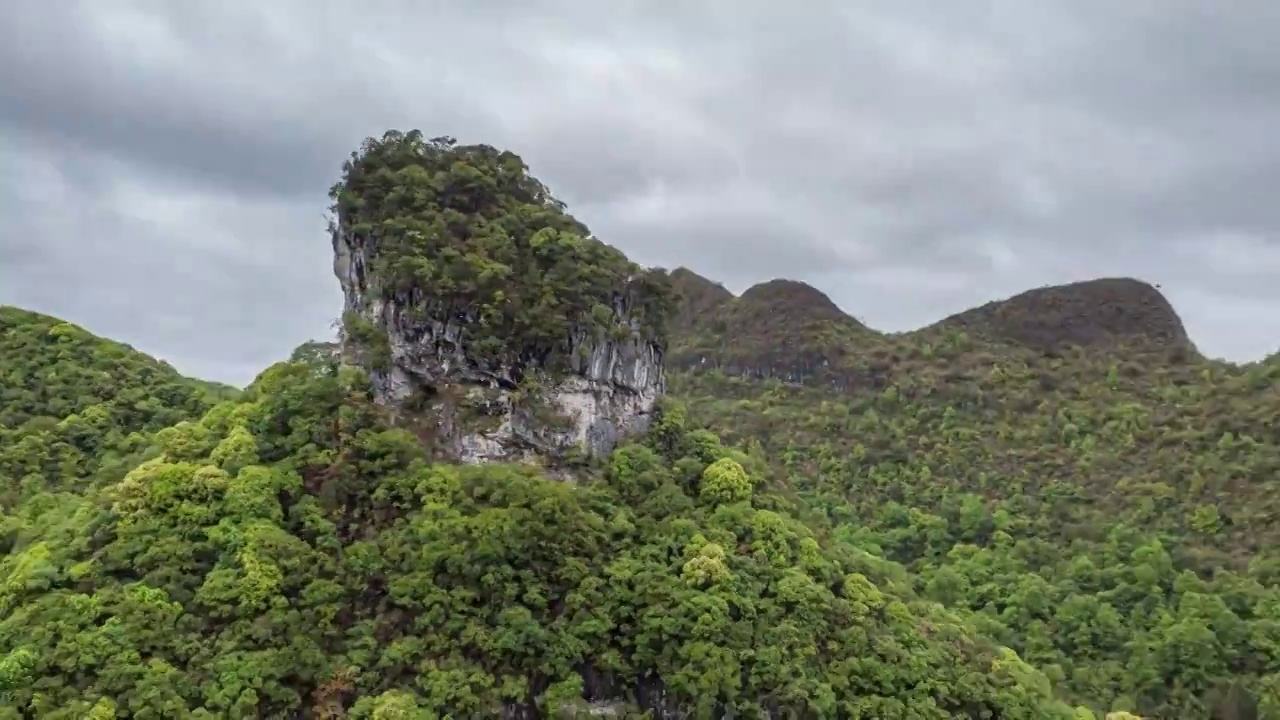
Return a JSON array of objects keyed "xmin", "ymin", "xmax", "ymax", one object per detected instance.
[
  {"xmin": 330, "ymin": 130, "xmax": 674, "ymax": 373},
  {"xmin": 667, "ymin": 267, "xmax": 733, "ymax": 337},
  {"xmin": 669, "ymin": 276, "xmax": 870, "ymax": 384},
  {"xmin": 0, "ymin": 307, "xmax": 236, "ymax": 430},
  {"xmin": 340, "ymin": 311, "xmax": 391, "ymax": 371}
]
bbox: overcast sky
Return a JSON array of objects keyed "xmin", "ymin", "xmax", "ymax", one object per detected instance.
[{"xmin": 4, "ymin": 1, "xmax": 1280, "ymax": 385}]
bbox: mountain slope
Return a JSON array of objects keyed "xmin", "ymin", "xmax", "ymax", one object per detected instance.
[
  {"xmin": 0, "ymin": 306, "xmax": 237, "ymax": 428},
  {"xmin": 669, "ymin": 302, "xmax": 1280, "ymax": 717},
  {"xmin": 669, "ymin": 277, "xmax": 872, "ymax": 386},
  {"xmin": 930, "ymin": 277, "xmax": 1195, "ymax": 357},
  {"xmin": 3, "ymin": 128, "xmax": 1274, "ymax": 719},
  {"xmin": 0, "ymin": 354, "xmax": 1078, "ymax": 718},
  {"xmin": 669, "ymin": 276, "xmax": 1201, "ymax": 394},
  {"xmin": 0, "ymin": 133, "xmax": 1082, "ymax": 719},
  {"xmin": 668, "ymin": 267, "xmax": 733, "ymax": 336},
  {"xmin": 0, "ymin": 306, "xmax": 239, "ymax": 506}
]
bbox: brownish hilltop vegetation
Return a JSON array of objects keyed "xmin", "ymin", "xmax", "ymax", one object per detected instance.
[
  {"xmin": 669, "ymin": 270, "xmax": 1201, "ymax": 390},
  {"xmin": 929, "ymin": 277, "xmax": 1195, "ymax": 358},
  {"xmin": 668, "ymin": 269, "xmax": 871, "ymax": 386},
  {"xmin": 667, "ymin": 267, "xmax": 733, "ymax": 335}
]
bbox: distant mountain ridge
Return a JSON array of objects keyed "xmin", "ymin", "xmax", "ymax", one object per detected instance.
[{"xmin": 668, "ymin": 269, "xmax": 1200, "ymax": 388}]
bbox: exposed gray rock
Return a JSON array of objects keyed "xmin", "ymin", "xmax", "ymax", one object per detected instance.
[{"xmin": 333, "ymin": 225, "xmax": 665, "ymax": 465}]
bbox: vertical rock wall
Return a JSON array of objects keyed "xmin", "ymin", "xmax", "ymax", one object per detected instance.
[{"xmin": 332, "ymin": 225, "xmax": 666, "ymax": 466}]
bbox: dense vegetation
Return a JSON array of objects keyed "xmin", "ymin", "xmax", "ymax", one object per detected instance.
[
  {"xmin": 0, "ymin": 344, "xmax": 1080, "ymax": 718},
  {"xmin": 668, "ymin": 275, "xmax": 1280, "ymax": 719},
  {"xmin": 667, "ymin": 270, "xmax": 1199, "ymax": 387},
  {"xmin": 331, "ymin": 130, "xmax": 673, "ymax": 373},
  {"xmin": 932, "ymin": 277, "xmax": 1192, "ymax": 355},
  {"xmin": 3, "ymin": 133, "xmax": 1279, "ymax": 719},
  {"xmin": 0, "ymin": 307, "xmax": 237, "ymax": 507},
  {"xmin": 668, "ymin": 273, "xmax": 870, "ymax": 385}
]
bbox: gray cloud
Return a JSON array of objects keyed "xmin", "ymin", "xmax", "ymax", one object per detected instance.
[{"xmin": 2, "ymin": 0, "xmax": 1279, "ymax": 384}]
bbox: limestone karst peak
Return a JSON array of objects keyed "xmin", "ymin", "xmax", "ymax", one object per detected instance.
[{"xmin": 329, "ymin": 129, "xmax": 674, "ymax": 465}]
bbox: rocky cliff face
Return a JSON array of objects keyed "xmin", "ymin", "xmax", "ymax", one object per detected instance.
[{"xmin": 333, "ymin": 223, "xmax": 665, "ymax": 467}]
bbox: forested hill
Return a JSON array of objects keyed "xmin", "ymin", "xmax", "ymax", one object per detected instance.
[
  {"xmin": 665, "ymin": 268, "xmax": 1280, "ymax": 718},
  {"xmin": 0, "ymin": 307, "xmax": 238, "ymax": 505},
  {"xmin": 1, "ymin": 130, "xmax": 1279, "ymax": 718},
  {"xmin": 0, "ymin": 306, "xmax": 238, "ymax": 429}
]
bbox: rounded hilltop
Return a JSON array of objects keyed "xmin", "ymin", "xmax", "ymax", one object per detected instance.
[
  {"xmin": 736, "ymin": 278, "xmax": 864, "ymax": 331},
  {"xmin": 931, "ymin": 277, "xmax": 1194, "ymax": 356},
  {"xmin": 668, "ymin": 270, "xmax": 862, "ymax": 337},
  {"xmin": 668, "ymin": 271, "xmax": 1204, "ymax": 389},
  {"xmin": 667, "ymin": 274, "xmax": 869, "ymax": 384},
  {"xmin": 667, "ymin": 267, "xmax": 733, "ymax": 334}
]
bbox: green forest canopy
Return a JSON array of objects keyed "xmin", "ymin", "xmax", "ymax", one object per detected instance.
[
  {"xmin": 332, "ymin": 130, "xmax": 673, "ymax": 373},
  {"xmin": 2, "ymin": 131, "xmax": 1280, "ymax": 718}
]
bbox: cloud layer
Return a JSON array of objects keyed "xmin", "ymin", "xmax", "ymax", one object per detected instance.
[{"xmin": 4, "ymin": 0, "xmax": 1279, "ymax": 384}]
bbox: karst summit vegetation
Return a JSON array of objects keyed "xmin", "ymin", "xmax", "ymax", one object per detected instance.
[{"xmin": 1, "ymin": 129, "xmax": 1278, "ymax": 719}]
